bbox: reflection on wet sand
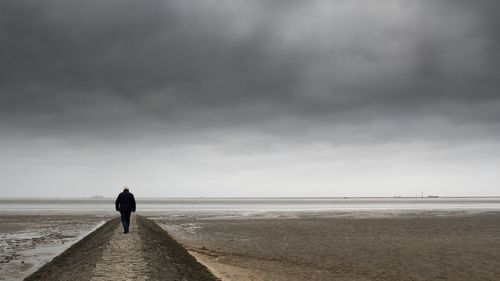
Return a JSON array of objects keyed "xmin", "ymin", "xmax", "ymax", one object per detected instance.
[{"xmin": 0, "ymin": 215, "xmax": 109, "ymax": 280}]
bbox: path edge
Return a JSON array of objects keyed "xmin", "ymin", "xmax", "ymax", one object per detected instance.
[
  {"xmin": 137, "ymin": 215, "xmax": 221, "ymax": 281},
  {"xmin": 24, "ymin": 217, "xmax": 120, "ymax": 281}
]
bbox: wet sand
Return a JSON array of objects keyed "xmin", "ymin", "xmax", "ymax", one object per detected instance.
[
  {"xmin": 2, "ymin": 210, "xmax": 500, "ymax": 281},
  {"xmin": 0, "ymin": 214, "xmax": 110, "ymax": 280},
  {"xmin": 152, "ymin": 211, "xmax": 500, "ymax": 281}
]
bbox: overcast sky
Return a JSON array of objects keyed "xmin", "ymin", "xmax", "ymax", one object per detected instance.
[{"xmin": 1, "ymin": 0, "xmax": 499, "ymax": 197}]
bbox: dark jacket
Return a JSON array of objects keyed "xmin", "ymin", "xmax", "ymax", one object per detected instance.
[{"xmin": 115, "ymin": 190, "xmax": 136, "ymax": 213}]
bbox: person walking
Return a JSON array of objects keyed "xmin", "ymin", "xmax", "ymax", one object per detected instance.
[{"xmin": 115, "ymin": 186, "xmax": 136, "ymax": 234}]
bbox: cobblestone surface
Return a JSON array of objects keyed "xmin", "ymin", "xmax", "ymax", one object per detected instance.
[
  {"xmin": 24, "ymin": 215, "xmax": 218, "ymax": 281},
  {"xmin": 90, "ymin": 215, "xmax": 150, "ymax": 281}
]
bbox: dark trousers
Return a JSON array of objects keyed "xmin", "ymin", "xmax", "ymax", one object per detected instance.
[{"xmin": 120, "ymin": 211, "xmax": 131, "ymax": 233}]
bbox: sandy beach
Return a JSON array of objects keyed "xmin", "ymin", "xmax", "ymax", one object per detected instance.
[{"xmin": 153, "ymin": 211, "xmax": 500, "ymax": 281}]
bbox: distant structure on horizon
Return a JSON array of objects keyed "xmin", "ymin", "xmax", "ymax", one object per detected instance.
[
  {"xmin": 91, "ymin": 195, "xmax": 104, "ymax": 199},
  {"xmin": 414, "ymin": 193, "xmax": 440, "ymax": 199}
]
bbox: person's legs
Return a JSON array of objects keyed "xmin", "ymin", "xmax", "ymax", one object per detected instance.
[
  {"xmin": 124, "ymin": 211, "xmax": 131, "ymax": 233},
  {"xmin": 120, "ymin": 211, "xmax": 128, "ymax": 233}
]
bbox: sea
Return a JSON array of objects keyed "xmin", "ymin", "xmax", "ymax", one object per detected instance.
[{"xmin": 1, "ymin": 197, "xmax": 500, "ymax": 214}]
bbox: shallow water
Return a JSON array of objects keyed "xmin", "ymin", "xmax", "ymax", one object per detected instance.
[
  {"xmin": 1, "ymin": 197, "xmax": 499, "ymax": 214},
  {"xmin": 0, "ymin": 215, "xmax": 107, "ymax": 281}
]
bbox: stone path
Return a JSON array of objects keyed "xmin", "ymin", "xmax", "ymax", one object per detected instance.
[
  {"xmin": 90, "ymin": 214, "xmax": 150, "ymax": 281},
  {"xmin": 24, "ymin": 215, "xmax": 219, "ymax": 281}
]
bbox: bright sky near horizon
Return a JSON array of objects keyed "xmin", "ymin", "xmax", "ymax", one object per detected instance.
[{"xmin": 1, "ymin": 0, "xmax": 500, "ymax": 197}]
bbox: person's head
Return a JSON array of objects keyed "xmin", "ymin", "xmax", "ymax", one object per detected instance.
[{"xmin": 123, "ymin": 186, "xmax": 129, "ymax": 192}]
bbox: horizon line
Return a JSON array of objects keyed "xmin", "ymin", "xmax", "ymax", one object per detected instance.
[{"xmin": 2, "ymin": 196, "xmax": 500, "ymax": 200}]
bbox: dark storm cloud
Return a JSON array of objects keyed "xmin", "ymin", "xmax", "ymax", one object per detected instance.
[{"xmin": 1, "ymin": 0, "xmax": 500, "ymax": 143}]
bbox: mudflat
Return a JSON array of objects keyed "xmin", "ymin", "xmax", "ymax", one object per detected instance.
[
  {"xmin": 2, "ymin": 211, "xmax": 500, "ymax": 281},
  {"xmin": 0, "ymin": 214, "xmax": 110, "ymax": 280},
  {"xmin": 154, "ymin": 211, "xmax": 500, "ymax": 281}
]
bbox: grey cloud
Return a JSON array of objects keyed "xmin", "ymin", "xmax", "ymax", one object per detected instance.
[
  {"xmin": 2, "ymin": 1, "xmax": 500, "ymax": 197},
  {"xmin": 1, "ymin": 0, "xmax": 499, "ymax": 144}
]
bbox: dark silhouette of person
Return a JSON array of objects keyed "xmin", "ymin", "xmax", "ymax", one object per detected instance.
[{"xmin": 115, "ymin": 186, "xmax": 136, "ymax": 234}]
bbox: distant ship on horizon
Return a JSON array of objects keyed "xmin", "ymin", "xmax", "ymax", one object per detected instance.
[{"xmin": 91, "ymin": 195, "xmax": 104, "ymax": 199}]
